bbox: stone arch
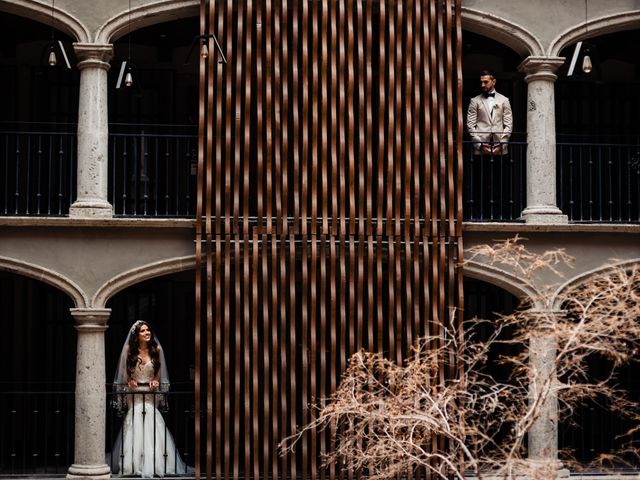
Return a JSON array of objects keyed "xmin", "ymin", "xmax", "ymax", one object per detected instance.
[
  {"xmin": 549, "ymin": 10, "xmax": 640, "ymax": 57},
  {"xmin": 92, "ymin": 255, "xmax": 195, "ymax": 308},
  {"xmin": 95, "ymin": 0, "xmax": 198, "ymax": 44},
  {"xmin": 462, "ymin": 7, "xmax": 544, "ymax": 57},
  {"xmin": 0, "ymin": 256, "xmax": 88, "ymax": 307},
  {"xmin": 551, "ymin": 258, "xmax": 640, "ymax": 311},
  {"xmin": 464, "ymin": 260, "xmax": 540, "ymax": 307},
  {"xmin": 0, "ymin": 0, "xmax": 89, "ymax": 42}
]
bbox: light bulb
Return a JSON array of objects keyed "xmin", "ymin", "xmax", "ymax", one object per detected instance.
[
  {"xmin": 48, "ymin": 48, "xmax": 57, "ymax": 66},
  {"xmin": 582, "ymin": 54, "xmax": 592, "ymax": 74},
  {"xmin": 200, "ymin": 42, "xmax": 209, "ymax": 58},
  {"xmin": 124, "ymin": 71, "xmax": 133, "ymax": 87}
]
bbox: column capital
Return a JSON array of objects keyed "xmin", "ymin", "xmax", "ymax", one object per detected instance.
[
  {"xmin": 73, "ymin": 43, "xmax": 113, "ymax": 71},
  {"xmin": 518, "ymin": 56, "xmax": 565, "ymax": 83},
  {"xmin": 70, "ymin": 308, "xmax": 111, "ymax": 332}
]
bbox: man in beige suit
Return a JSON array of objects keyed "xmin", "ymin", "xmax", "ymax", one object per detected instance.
[{"xmin": 467, "ymin": 70, "xmax": 513, "ymax": 156}]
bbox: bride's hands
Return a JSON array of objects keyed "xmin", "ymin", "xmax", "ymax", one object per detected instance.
[
  {"xmin": 150, "ymin": 380, "xmax": 159, "ymax": 391},
  {"xmin": 127, "ymin": 378, "xmax": 138, "ymax": 389}
]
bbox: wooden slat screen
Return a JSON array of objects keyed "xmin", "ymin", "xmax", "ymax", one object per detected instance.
[{"xmin": 195, "ymin": 1, "xmax": 463, "ymax": 478}]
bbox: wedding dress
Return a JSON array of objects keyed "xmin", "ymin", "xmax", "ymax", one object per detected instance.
[{"xmin": 112, "ymin": 360, "xmax": 189, "ymax": 477}]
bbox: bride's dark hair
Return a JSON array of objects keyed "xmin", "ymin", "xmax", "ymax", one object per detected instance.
[{"xmin": 126, "ymin": 321, "xmax": 161, "ymax": 378}]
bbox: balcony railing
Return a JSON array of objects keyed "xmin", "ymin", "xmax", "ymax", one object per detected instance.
[
  {"xmin": 109, "ymin": 125, "xmax": 198, "ymax": 217},
  {"xmin": 463, "ymin": 135, "xmax": 527, "ymax": 222},
  {"xmin": 106, "ymin": 387, "xmax": 196, "ymax": 477},
  {"xmin": 0, "ymin": 388, "xmax": 75, "ymax": 476},
  {"xmin": 0, "ymin": 385, "xmax": 195, "ymax": 477},
  {"xmin": 1, "ymin": 124, "xmax": 639, "ymax": 224},
  {"xmin": 557, "ymin": 136, "xmax": 640, "ymax": 223},
  {"xmin": 0, "ymin": 123, "xmax": 76, "ymax": 217}
]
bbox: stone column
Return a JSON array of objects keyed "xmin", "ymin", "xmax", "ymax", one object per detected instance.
[
  {"xmin": 518, "ymin": 56, "xmax": 568, "ymax": 224},
  {"xmin": 69, "ymin": 44, "xmax": 113, "ymax": 218},
  {"xmin": 527, "ymin": 310, "xmax": 568, "ymax": 478},
  {"xmin": 67, "ymin": 308, "xmax": 111, "ymax": 480}
]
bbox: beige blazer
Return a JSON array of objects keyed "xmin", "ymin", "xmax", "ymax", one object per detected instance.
[{"xmin": 466, "ymin": 91, "xmax": 513, "ymax": 154}]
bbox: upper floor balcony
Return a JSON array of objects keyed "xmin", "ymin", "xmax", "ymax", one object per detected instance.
[{"xmin": 1, "ymin": 123, "xmax": 638, "ymax": 224}]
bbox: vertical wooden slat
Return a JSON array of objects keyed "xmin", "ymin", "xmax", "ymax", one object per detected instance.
[
  {"xmin": 256, "ymin": 3, "xmax": 264, "ymax": 235},
  {"xmin": 279, "ymin": 236, "xmax": 289, "ymax": 479},
  {"xmin": 356, "ymin": 0, "xmax": 365, "ymax": 236},
  {"xmin": 222, "ymin": 242, "xmax": 232, "ymax": 477},
  {"xmin": 300, "ymin": 237, "xmax": 309, "ymax": 478},
  {"xmin": 366, "ymin": 237, "xmax": 375, "ymax": 350},
  {"xmin": 242, "ymin": 0, "xmax": 252, "ymax": 236},
  {"xmin": 251, "ymin": 233, "xmax": 260, "ymax": 480},
  {"xmin": 213, "ymin": 235, "xmax": 221, "ymax": 480},
  {"xmin": 365, "ymin": 1, "xmax": 373, "ymax": 236},
  {"xmin": 279, "ymin": 0, "xmax": 289, "ymax": 235},
  {"xmin": 346, "ymin": 0, "xmax": 356, "ymax": 234},
  {"xmin": 288, "ymin": 234, "xmax": 298, "ymax": 480},
  {"xmin": 392, "ymin": 2, "xmax": 402, "ymax": 238},
  {"xmin": 310, "ymin": 2, "xmax": 319, "ymax": 236},
  {"xmin": 233, "ymin": 235, "xmax": 242, "ymax": 478},
  {"xmin": 224, "ymin": 0, "xmax": 233, "ymax": 234},
  {"xmin": 243, "ymin": 236, "xmax": 252, "ymax": 476},
  {"xmin": 301, "ymin": 1, "xmax": 309, "ymax": 237},
  {"xmin": 265, "ymin": 0, "xmax": 274, "ymax": 236},
  {"xmin": 321, "ymin": 2, "xmax": 329, "ymax": 235},
  {"xmin": 273, "ymin": 1, "xmax": 284, "ymax": 235},
  {"xmin": 319, "ymin": 236, "xmax": 329, "ymax": 479},
  {"xmin": 291, "ymin": 2, "xmax": 300, "ymax": 233},
  {"xmin": 310, "ymin": 236, "xmax": 318, "ymax": 480},
  {"xmin": 261, "ymin": 236, "xmax": 272, "ymax": 478},
  {"xmin": 338, "ymin": 0, "xmax": 347, "ymax": 236},
  {"xmin": 328, "ymin": 236, "xmax": 338, "ymax": 480},
  {"xmin": 270, "ymin": 238, "xmax": 280, "ymax": 479},
  {"xmin": 330, "ymin": 1, "xmax": 338, "ymax": 236},
  {"xmin": 377, "ymin": 0, "xmax": 387, "ymax": 238}
]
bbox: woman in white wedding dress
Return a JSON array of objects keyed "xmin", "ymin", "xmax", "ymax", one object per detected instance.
[{"xmin": 111, "ymin": 320, "xmax": 190, "ymax": 477}]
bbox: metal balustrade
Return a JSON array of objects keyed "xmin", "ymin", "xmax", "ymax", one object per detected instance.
[
  {"xmin": 2, "ymin": 124, "xmax": 640, "ymax": 224},
  {"xmin": 557, "ymin": 138, "xmax": 640, "ymax": 223},
  {"xmin": 0, "ymin": 386, "xmax": 195, "ymax": 477},
  {"xmin": 0, "ymin": 388, "xmax": 75, "ymax": 476},
  {"xmin": 109, "ymin": 126, "xmax": 198, "ymax": 217},
  {"xmin": 106, "ymin": 387, "xmax": 195, "ymax": 478},
  {"xmin": 462, "ymin": 136, "xmax": 527, "ymax": 222},
  {"xmin": 0, "ymin": 125, "xmax": 76, "ymax": 216}
]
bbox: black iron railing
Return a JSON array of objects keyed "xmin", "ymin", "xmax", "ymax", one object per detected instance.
[
  {"xmin": 106, "ymin": 387, "xmax": 195, "ymax": 477},
  {"xmin": 463, "ymin": 135, "xmax": 527, "ymax": 222},
  {"xmin": 0, "ymin": 386, "xmax": 195, "ymax": 477},
  {"xmin": 0, "ymin": 125, "xmax": 76, "ymax": 216},
  {"xmin": 109, "ymin": 125, "xmax": 198, "ymax": 217},
  {"xmin": 0, "ymin": 389, "xmax": 75, "ymax": 476},
  {"xmin": 557, "ymin": 138, "xmax": 640, "ymax": 223}
]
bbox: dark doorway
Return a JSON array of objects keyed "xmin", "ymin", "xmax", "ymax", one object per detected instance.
[{"xmin": 0, "ymin": 272, "xmax": 75, "ymax": 476}]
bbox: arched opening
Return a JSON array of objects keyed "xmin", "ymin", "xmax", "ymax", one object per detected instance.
[
  {"xmin": 555, "ymin": 28, "xmax": 640, "ymax": 222},
  {"xmin": 108, "ymin": 16, "xmax": 200, "ymax": 217},
  {"xmin": 104, "ymin": 270, "xmax": 196, "ymax": 474},
  {"xmin": 0, "ymin": 11, "xmax": 79, "ymax": 216},
  {"xmin": 464, "ymin": 275, "xmax": 520, "ymax": 374},
  {"xmin": 462, "ymin": 31, "xmax": 526, "ymax": 222},
  {"xmin": 0, "ymin": 271, "xmax": 75, "ymax": 476}
]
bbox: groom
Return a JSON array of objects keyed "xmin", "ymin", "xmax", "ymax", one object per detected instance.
[{"xmin": 466, "ymin": 69, "xmax": 513, "ymax": 157}]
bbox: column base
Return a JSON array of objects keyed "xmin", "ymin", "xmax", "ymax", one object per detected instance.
[
  {"xmin": 67, "ymin": 463, "xmax": 111, "ymax": 480},
  {"xmin": 520, "ymin": 206, "xmax": 568, "ymax": 224},
  {"xmin": 69, "ymin": 201, "xmax": 113, "ymax": 218}
]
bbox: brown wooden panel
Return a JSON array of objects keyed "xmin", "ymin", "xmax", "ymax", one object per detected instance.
[{"xmin": 197, "ymin": 1, "xmax": 463, "ymax": 478}]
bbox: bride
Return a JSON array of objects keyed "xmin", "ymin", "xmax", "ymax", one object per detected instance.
[{"xmin": 111, "ymin": 320, "xmax": 190, "ymax": 477}]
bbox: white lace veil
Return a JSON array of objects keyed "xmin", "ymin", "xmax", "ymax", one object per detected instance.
[{"xmin": 111, "ymin": 320, "xmax": 170, "ymax": 414}]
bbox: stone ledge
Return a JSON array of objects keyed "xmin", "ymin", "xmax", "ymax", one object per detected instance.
[
  {"xmin": 0, "ymin": 217, "xmax": 196, "ymax": 229},
  {"xmin": 463, "ymin": 222, "xmax": 640, "ymax": 234}
]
